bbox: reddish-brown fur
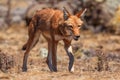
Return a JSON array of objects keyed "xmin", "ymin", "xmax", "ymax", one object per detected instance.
[{"xmin": 22, "ymin": 8, "xmax": 86, "ymax": 72}]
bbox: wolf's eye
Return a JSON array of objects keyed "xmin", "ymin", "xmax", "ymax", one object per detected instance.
[
  {"xmin": 68, "ymin": 25, "xmax": 73, "ymax": 29},
  {"xmin": 78, "ymin": 25, "xmax": 81, "ymax": 28}
]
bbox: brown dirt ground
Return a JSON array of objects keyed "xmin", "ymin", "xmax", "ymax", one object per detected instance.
[{"xmin": 0, "ymin": 24, "xmax": 120, "ymax": 80}]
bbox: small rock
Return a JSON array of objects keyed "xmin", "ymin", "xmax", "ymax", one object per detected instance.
[
  {"xmin": 11, "ymin": 16, "xmax": 22, "ymax": 23},
  {"xmin": 74, "ymin": 48, "xmax": 99, "ymax": 59},
  {"xmin": 74, "ymin": 49, "xmax": 88, "ymax": 59},
  {"xmin": 39, "ymin": 48, "xmax": 48, "ymax": 58},
  {"xmin": 39, "ymin": 48, "xmax": 62, "ymax": 62}
]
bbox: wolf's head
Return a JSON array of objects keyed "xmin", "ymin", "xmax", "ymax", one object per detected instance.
[{"xmin": 63, "ymin": 7, "xmax": 87, "ymax": 40}]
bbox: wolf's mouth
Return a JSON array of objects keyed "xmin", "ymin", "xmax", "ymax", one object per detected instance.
[{"xmin": 73, "ymin": 36, "xmax": 80, "ymax": 41}]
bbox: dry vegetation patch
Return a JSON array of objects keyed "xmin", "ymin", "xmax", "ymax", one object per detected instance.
[{"xmin": 0, "ymin": 25, "xmax": 120, "ymax": 80}]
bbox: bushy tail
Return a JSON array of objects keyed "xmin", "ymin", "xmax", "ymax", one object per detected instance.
[
  {"xmin": 24, "ymin": 16, "xmax": 32, "ymax": 26},
  {"xmin": 22, "ymin": 43, "xmax": 27, "ymax": 50}
]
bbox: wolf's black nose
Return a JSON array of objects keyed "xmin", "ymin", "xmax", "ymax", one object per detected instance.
[{"xmin": 74, "ymin": 36, "xmax": 80, "ymax": 40}]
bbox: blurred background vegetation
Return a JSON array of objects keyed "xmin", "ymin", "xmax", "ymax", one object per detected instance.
[
  {"xmin": 0, "ymin": 1, "xmax": 120, "ymax": 79},
  {"xmin": 0, "ymin": 0, "xmax": 120, "ymax": 34}
]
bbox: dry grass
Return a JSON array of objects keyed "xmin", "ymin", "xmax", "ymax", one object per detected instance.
[
  {"xmin": 0, "ymin": 0, "xmax": 120, "ymax": 79},
  {"xmin": 0, "ymin": 24, "xmax": 120, "ymax": 80}
]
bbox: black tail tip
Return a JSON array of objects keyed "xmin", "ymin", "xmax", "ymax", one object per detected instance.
[{"xmin": 22, "ymin": 46, "xmax": 26, "ymax": 50}]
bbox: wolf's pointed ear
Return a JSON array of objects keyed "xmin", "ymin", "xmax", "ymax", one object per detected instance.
[
  {"xmin": 76, "ymin": 8, "xmax": 87, "ymax": 18},
  {"xmin": 63, "ymin": 7, "xmax": 71, "ymax": 20}
]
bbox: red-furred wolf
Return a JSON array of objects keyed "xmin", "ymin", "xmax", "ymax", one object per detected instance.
[{"xmin": 22, "ymin": 7, "xmax": 87, "ymax": 72}]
